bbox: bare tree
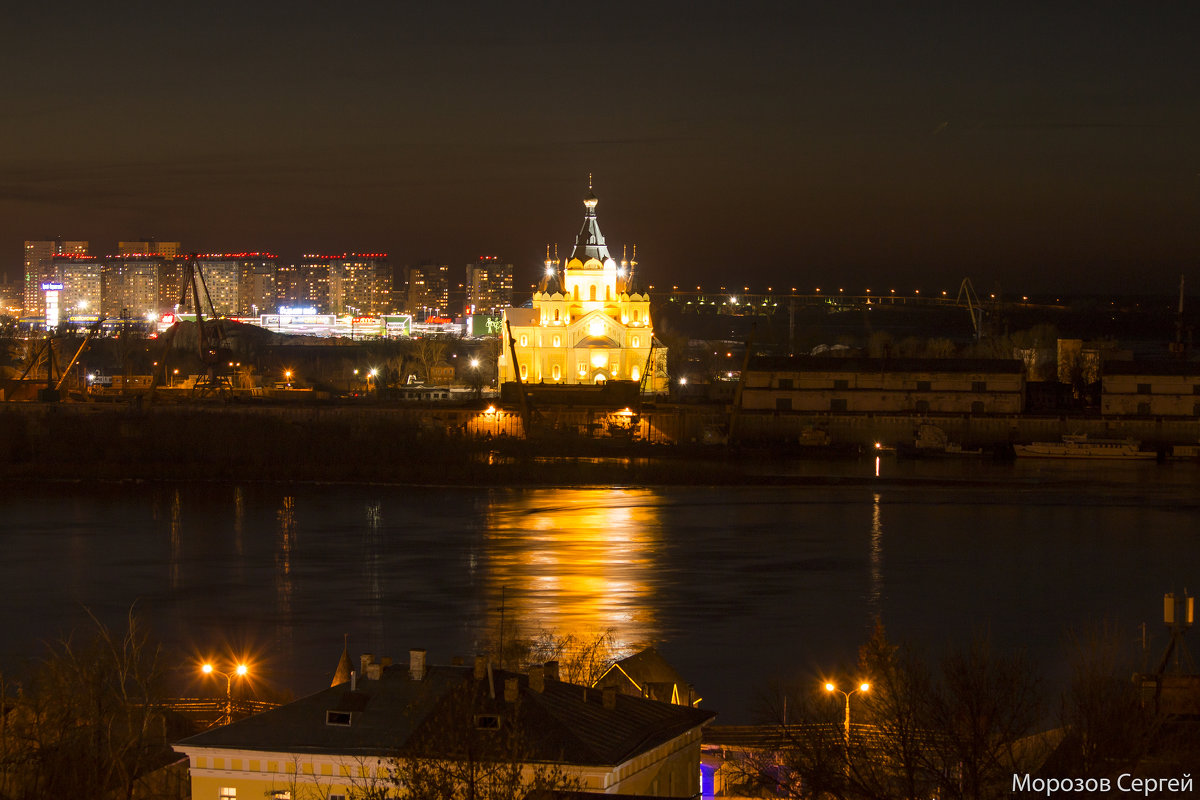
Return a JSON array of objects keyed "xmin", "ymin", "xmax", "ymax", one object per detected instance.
[
  {"xmin": 389, "ymin": 678, "xmax": 583, "ymax": 800},
  {"xmin": 1058, "ymin": 623, "xmax": 1152, "ymax": 776},
  {"xmin": 0, "ymin": 607, "xmax": 171, "ymax": 800},
  {"xmin": 922, "ymin": 637, "xmax": 1042, "ymax": 800}
]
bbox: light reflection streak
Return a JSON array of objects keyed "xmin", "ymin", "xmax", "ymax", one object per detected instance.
[
  {"xmin": 364, "ymin": 501, "xmax": 384, "ymax": 644},
  {"xmin": 868, "ymin": 492, "xmax": 883, "ymax": 628},
  {"xmin": 483, "ymin": 489, "xmax": 662, "ymax": 658},
  {"xmin": 275, "ymin": 496, "xmax": 296, "ymax": 653},
  {"xmin": 169, "ymin": 489, "xmax": 182, "ymax": 590}
]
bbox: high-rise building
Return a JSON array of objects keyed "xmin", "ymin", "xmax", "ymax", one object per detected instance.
[
  {"xmin": 24, "ymin": 239, "xmax": 87, "ymax": 314},
  {"xmin": 290, "ymin": 256, "xmax": 333, "ymax": 313},
  {"xmin": 118, "ymin": 240, "xmax": 181, "ymax": 257},
  {"xmin": 53, "ymin": 255, "xmax": 102, "ymax": 319},
  {"xmin": 499, "ymin": 184, "xmax": 666, "ymax": 392},
  {"xmin": 193, "ymin": 256, "xmax": 241, "ymax": 316},
  {"xmin": 102, "ymin": 255, "xmax": 167, "ymax": 320},
  {"xmin": 465, "ymin": 256, "xmax": 514, "ymax": 315},
  {"xmin": 327, "ymin": 253, "xmax": 391, "ymax": 315},
  {"xmin": 406, "ymin": 262, "xmax": 452, "ymax": 319},
  {"xmin": 232, "ymin": 254, "xmax": 279, "ymax": 316}
]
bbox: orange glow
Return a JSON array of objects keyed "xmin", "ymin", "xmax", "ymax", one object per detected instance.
[{"xmin": 483, "ymin": 489, "xmax": 661, "ymax": 654}]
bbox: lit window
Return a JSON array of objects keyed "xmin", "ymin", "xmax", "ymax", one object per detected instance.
[
  {"xmin": 553, "ymin": 335, "xmax": 561, "ymax": 348},
  {"xmin": 552, "ymin": 365, "xmax": 561, "ymax": 380},
  {"xmin": 578, "ymin": 363, "xmax": 587, "ymax": 376},
  {"xmin": 520, "ymin": 364, "xmax": 528, "ymax": 380},
  {"xmin": 633, "ymin": 309, "xmax": 639, "ymax": 322},
  {"xmin": 519, "ymin": 335, "xmax": 528, "ymax": 347},
  {"xmin": 589, "ymin": 285, "xmax": 597, "ymax": 301},
  {"xmin": 554, "ymin": 309, "xmax": 560, "ymax": 321},
  {"xmin": 632, "ymin": 336, "xmax": 639, "ymax": 348},
  {"xmin": 631, "ymin": 366, "xmax": 640, "ymax": 382},
  {"xmin": 220, "ymin": 790, "xmax": 237, "ymax": 800}
]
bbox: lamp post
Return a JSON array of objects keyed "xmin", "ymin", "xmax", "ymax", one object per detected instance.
[
  {"xmin": 202, "ymin": 662, "xmax": 249, "ymax": 726},
  {"xmin": 825, "ymin": 681, "xmax": 870, "ymax": 740}
]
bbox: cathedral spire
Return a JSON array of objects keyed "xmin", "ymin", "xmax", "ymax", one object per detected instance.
[{"xmin": 571, "ymin": 176, "xmax": 611, "ymax": 263}]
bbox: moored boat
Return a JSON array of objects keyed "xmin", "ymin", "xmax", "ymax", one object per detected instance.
[{"xmin": 1013, "ymin": 434, "xmax": 1155, "ymax": 460}]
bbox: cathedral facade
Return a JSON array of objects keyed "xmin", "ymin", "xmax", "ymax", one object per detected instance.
[{"xmin": 498, "ymin": 186, "xmax": 667, "ymax": 393}]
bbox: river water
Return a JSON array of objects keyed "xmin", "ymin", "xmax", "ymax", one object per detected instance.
[{"xmin": 2, "ymin": 456, "xmax": 1197, "ymax": 722}]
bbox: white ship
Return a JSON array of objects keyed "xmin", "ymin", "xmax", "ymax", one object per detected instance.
[{"xmin": 1013, "ymin": 434, "xmax": 1156, "ymax": 460}]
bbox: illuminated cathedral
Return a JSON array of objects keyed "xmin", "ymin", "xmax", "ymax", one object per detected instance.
[{"xmin": 498, "ymin": 184, "xmax": 667, "ymax": 393}]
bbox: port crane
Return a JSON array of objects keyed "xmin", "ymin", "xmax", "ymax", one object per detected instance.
[
  {"xmin": 151, "ymin": 255, "xmax": 234, "ymax": 398},
  {"xmin": 956, "ymin": 278, "xmax": 984, "ymax": 340}
]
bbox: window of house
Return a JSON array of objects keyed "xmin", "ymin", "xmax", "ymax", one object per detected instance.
[
  {"xmin": 633, "ymin": 309, "xmax": 639, "ymax": 322},
  {"xmin": 972, "ymin": 381, "xmax": 986, "ymax": 393},
  {"xmin": 1137, "ymin": 383, "xmax": 1151, "ymax": 394},
  {"xmin": 778, "ymin": 378, "xmax": 794, "ymax": 390},
  {"xmin": 519, "ymin": 335, "xmax": 528, "ymax": 347},
  {"xmin": 552, "ymin": 364, "xmax": 561, "ymax": 380},
  {"xmin": 326, "ymin": 710, "xmax": 351, "ymax": 726},
  {"xmin": 220, "ymin": 790, "xmax": 237, "ymax": 800},
  {"xmin": 916, "ymin": 380, "xmax": 931, "ymax": 392},
  {"xmin": 554, "ymin": 309, "xmax": 560, "ymax": 321},
  {"xmin": 833, "ymin": 379, "xmax": 848, "ymax": 390},
  {"xmin": 776, "ymin": 397, "xmax": 793, "ymax": 411},
  {"xmin": 632, "ymin": 336, "xmax": 640, "ymax": 348},
  {"xmin": 830, "ymin": 398, "xmax": 847, "ymax": 412},
  {"xmin": 971, "ymin": 401, "xmax": 985, "ymax": 415},
  {"xmin": 1193, "ymin": 385, "xmax": 1200, "ymax": 395},
  {"xmin": 475, "ymin": 714, "xmax": 501, "ymax": 730},
  {"xmin": 915, "ymin": 400, "xmax": 930, "ymax": 414},
  {"xmin": 519, "ymin": 364, "xmax": 527, "ymax": 380},
  {"xmin": 589, "ymin": 285, "xmax": 597, "ymax": 301},
  {"xmin": 631, "ymin": 366, "xmax": 639, "ymax": 382},
  {"xmin": 553, "ymin": 335, "xmax": 561, "ymax": 347},
  {"xmin": 1137, "ymin": 402, "xmax": 1151, "ymax": 415},
  {"xmin": 578, "ymin": 363, "xmax": 587, "ymax": 376}
]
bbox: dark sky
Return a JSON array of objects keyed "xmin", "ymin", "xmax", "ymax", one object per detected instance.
[{"xmin": 3, "ymin": 2, "xmax": 1198, "ymax": 294}]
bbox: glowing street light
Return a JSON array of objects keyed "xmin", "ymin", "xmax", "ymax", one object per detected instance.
[
  {"xmin": 202, "ymin": 661, "xmax": 249, "ymax": 726},
  {"xmin": 825, "ymin": 681, "xmax": 870, "ymax": 740}
]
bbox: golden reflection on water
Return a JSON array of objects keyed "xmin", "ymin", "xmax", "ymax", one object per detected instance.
[
  {"xmin": 868, "ymin": 492, "xmax": 883, "ymax": 628},
  {"xmin": 483, "ymin": 488, "xmax": 662, "ymax": 655}
]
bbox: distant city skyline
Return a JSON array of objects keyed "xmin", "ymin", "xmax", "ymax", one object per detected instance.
[{"xmin": 4, "ymin": 4, "xmax": 1199, "ymax": 295}]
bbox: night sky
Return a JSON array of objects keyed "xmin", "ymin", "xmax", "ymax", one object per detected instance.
[{"xmin": 4, "ymin": 2, "xmax": 1198, "ymax": 294}]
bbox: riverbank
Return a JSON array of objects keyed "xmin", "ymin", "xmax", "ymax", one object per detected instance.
[{"xmin": 1, "ymin": 402, "xmax": 1196, "ymax": 485}]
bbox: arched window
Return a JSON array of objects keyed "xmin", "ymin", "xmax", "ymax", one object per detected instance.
[
  {"xmin": 632, "ymin": 336, "xmax": 640, "ymax": 349},
  {"xmin": 633, "ymin": 309, "xmax": 640, "ymax": 322},
  {"xmin": 631, "ymin": 365, "xmax": 640, "ymax": 382},
  {"xmin": 605, "ymin": 286, "xmax": 611, "ymax": 301},
  {"xmin": 519, "ymin": 335, "xmax": 528, "ymax": 347},
  {"xmin": 519, "ymin": 364, "xmax": 528, "ymax": 380},
  {"xmin": 552, "ymin": 364, "xmax": 561, "ymax": 380},
  {"xmin": 589, "ymin": 285, "xmax": 597, "ymax": 301},
  {"xmin": 554, "ymin": 309, "xmax": 560, "ymax": 321},
  {"xmin": 553, "ymin": 335, "xmax": 561, "ymax": 347}
]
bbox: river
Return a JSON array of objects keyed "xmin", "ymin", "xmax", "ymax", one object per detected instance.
[{"xmin": 2, "ymin": 455, "xmax": 1197, "ymax": 722}]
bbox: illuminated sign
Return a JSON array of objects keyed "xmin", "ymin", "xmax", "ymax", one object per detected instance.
[
  {"xmin": 41, "ymin": 282, "xmax": 64, "ymax": 291},
  {"xmin": 279, "ymin": 306, "xmax": 317, "ymax": 315}
]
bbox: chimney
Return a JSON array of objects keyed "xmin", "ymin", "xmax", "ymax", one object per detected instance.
[
  {"xmin": 504, "ymin": 677, "xmax": 519, "ymax": 703},
  {"xmin": 366, "ymin": 663, "xmax": 383, "ymax": 680},
  {"xmin": 381, "ymin": 656, "xmax": 393, "ymax": 668},
  {"xmin": 528, "ymin": 666, "xmax": 545, "ymax": 693},
  {"xmin": 602, "ymin": 686, "xmax": 617, "ymax": 710},
  {"xmin": 474, "ymin": 655, "xmax": 487, "ymax": 680},
  {"xmin": 410, "ymin": 648, "xmax": 427, "ymax": 681},
  {"xmin": 544, "ymin": 660, "xmax": 559, "ymax": 682},
  {"xmin": 360, "ymin": 653, "xmax": 374, "ymax": 674}
]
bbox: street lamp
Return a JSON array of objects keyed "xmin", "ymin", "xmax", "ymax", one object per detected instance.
[
  {"xmin": 825, "ymin": 681, "xmax": 870, "ymax": 739},
  {"xmin": 202, "ymin": 661, "xmax": 249, "ymax": 726}
]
